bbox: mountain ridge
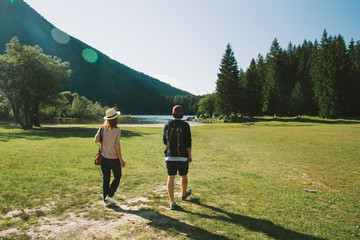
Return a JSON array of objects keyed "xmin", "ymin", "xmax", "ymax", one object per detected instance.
[{"xmin": 0, "ymin": 0, "xmax": 192, "ymax": 114}]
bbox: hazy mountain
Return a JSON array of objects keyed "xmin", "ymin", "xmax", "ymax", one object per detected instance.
[{"xmin": 0, "ymin": 0, "xmax": 191, "ymax": 114}]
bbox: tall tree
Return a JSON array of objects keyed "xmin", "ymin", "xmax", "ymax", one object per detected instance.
[
  {"xmin": 243, "ymin": 59, "xmax": 262, "ymax": 118},
  {"xmin": 238, "ymin": 68, "xmax": 246, "ymax": 116},
  {"xmin": 255, "ymin": 54, "xmax": 266, "ymax": 114},
  {"xmin": 310, "ymin": 30, "xmax": 347, "ymax": 118},
  {"xmin": 215, "ymin": 43, "xmax": 241, "ymax": 116},
  {"xmin": 262, "ymin": 38, "xmax": 285, "ymax": 116},
  {"xmin": 288, "ymin": 81, "xmax": 304, "ymax": 116},
  {"xmin": 346, "ymin": 39, "xmax": 360, "ymax": 116},
  {"xmin": 0, "ymin": 37, "xmax": 71, "ymax": 129},
  {"xmin": 284, "ymin": 42, "xmax": 299, "ymax": 115},
  {"xmin": 296, "ymin": 40, "xmax": 317, "ymax": 115}
]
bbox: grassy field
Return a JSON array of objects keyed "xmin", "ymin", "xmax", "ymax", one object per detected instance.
[{"xmin": 0, "ymin": 118, "xmax": 359, "ymax": 239}]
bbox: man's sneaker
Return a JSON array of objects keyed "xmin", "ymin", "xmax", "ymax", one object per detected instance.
[
  {"xmin": 105, "ymin": 196, "xmax": 117, "ymax": 205},
  {"xmin": 182, "ymin": 189, "xmax": 192, "ymax": 200},
  {"xmin": 169, "ymin": 202, "xmax": 177, "ymax": 210}
]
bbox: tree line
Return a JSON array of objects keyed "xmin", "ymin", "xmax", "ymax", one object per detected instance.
[
  {"xmin": 0, "ymin": 37, "xmax": 71, "ymax": 129},
  {"xmin": 0, "ymin": 37, "xmax": 200, "ymax": 129},
  {"xmin": 198, "ymin": 30, "xmax": 360, "ymax": 119}
]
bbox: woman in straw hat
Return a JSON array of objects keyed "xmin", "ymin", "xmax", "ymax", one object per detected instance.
[{"xmin": 94, "ymin": 108, "xmax": 126, "ymax": 206}]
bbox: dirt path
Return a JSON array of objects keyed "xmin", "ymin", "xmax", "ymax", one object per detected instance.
[{"xmin": 0, "ymin": 197, "xmax": 170, "ymax": 239}]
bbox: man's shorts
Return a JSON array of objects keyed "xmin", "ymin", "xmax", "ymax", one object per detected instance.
[{"xmin": 166, "ymin": 161, "xmax": 189, "ymax": 176}]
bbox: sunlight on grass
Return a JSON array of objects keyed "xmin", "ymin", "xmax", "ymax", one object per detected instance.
[{"xmin": 0, "ymin": 120, "xmax": 359, "ymax": 239}]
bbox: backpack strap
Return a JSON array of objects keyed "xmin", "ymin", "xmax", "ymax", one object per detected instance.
[
  {"xmin": 176, "ymin": 127, "xmax": 180, "ymax": 156},
  {"xmin": 167, "ymin": 127, "xmax": 174, "ymax": 155}
]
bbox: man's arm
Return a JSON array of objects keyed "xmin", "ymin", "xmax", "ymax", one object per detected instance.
[
  {"xmin": 163, "ymin": 124, "xmax": 168, "ymax": 145},
  {"xmin": 187, "ymin": 148, "xmax": 192, "ymax": 163},
  {"xmin": 185, "ymin": 123, "xmax": 192, "ymax": 162}
]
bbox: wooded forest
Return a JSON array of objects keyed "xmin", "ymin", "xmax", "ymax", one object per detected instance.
[{"xmin": 199, "ymin": 30, "xmax": 360, "ymax": 119}]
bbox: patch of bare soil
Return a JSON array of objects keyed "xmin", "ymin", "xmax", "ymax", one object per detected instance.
[{"xmin": 0, "ymin": 197, "xmax": 168, "ymax": 239}]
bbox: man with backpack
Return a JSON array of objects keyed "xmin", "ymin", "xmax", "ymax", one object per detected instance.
[{"xmin": 163, "ymin": 105, "xmax": 192, "ymax": 210}]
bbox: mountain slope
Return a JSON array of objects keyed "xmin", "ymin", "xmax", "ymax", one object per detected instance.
[{"xmin": 0, "ymin": 0, "xmax": 191, "ymax": 114}]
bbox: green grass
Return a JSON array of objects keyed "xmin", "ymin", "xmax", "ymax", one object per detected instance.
[{"xmin": 0, "ymin": 119, "xmax": 359, "ymax": 239}]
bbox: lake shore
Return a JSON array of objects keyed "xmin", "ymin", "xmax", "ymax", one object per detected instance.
[
  {"xmin": 42, "ymin": 122, "xmax": 207, "ymax": 128},
  {"xmin": 41, "ymin": 123, "xmax": 164, "ymax": 128}
]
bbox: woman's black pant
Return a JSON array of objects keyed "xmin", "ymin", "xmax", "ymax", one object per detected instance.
[{"xmin": 101, "ymin": 158, "xmax": 122, "ymax": 201}]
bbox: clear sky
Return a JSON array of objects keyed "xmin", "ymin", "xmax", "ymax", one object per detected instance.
[{"xmin": 22, "ymin": 0, "xmax": 360, "ymax": 95}]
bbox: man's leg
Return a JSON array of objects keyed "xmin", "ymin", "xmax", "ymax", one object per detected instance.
[
  {"xmin": 181, "ymin": 174, "xmax": 188, "ymax": 196},
  {"xmin": 167, "ymin": 175, "xmax": 176, "ymax": 203}
]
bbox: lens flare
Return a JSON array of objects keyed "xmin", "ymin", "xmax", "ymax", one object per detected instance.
[
  {"xmin": 51, "ymin": 28, "xmax": 70, "ymax": 44},
  {"xmin": 82, "ymin": 48, "xmax": 98, "ymax": 63},
  {"xmin": 10, "ymin": 0, "xmax": 14, "ymax": 3}
]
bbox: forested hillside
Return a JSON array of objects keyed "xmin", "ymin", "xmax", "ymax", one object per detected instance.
[{"xmin": 0, "ymin": 0, "xmax": 193, "ymax": 114}]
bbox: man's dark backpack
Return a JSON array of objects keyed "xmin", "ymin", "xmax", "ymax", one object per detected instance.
[{"xmin": 166, "ymin": 120, "xmax": 185, "ymax": 157}]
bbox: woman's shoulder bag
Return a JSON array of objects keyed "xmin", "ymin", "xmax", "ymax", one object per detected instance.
[{"xmin": 94, "ymin": 127, "xmax": 103, "ymax": 165}]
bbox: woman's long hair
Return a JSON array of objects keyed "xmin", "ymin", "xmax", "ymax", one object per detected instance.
[{"xmin": 104, "ymin": 118, "xmax": 118, "ymax": 130}]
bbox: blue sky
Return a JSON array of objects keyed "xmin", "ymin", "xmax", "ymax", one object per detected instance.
[{"xmin": 23, "ymin": 0, "xmax": 360, "ymax": 95}]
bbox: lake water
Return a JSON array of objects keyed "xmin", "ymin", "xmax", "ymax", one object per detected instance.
[
  {"xmin": 128, "ymin": 115, "xmax": 197, "ymax": 124},
  {"xmin": 119, "ymin": 115, "xmax": 202, "ymax": 126},
  {"xmin": 43, "ymin": 115, "xmax": 201, "ymax": 127}
]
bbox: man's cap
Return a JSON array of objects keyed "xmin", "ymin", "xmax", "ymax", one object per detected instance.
[{"xmin": 172, "ymin": 105, "xmax": 183, "ymax": 118}]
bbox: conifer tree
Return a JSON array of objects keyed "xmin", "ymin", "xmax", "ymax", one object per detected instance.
[
  {"xmin": 334, "ymin": 34, "xmax": 349, "ymax": 116},
  {"xmin": 347, "ymin": 39, "xmax": 360, "ymax": 116},
  {"xmin": 297, "ymin": 40, "xmax": 317, "ymax": 115},
  {"xmin": 262, "ymin": 38, "xmax": 284, "ymax": 117},
  {"xmin": 243, "ymin": 59, "xmax": 262, "ymax": 118},
  {"xmin": 284, "ymin": 42, "xmax": 299, "ymax": 115},
  {"xmin": 310, "ymin": 30, "xmax": 347, "ymax": 118},
  {"xmin": 238, "ymin": 68, "xmax": 246, "ymax": 116},
  {"xmin": 255, "ymin": 54, "xmax": 266, "ymax": 114},
  {"xmin": 288, "ymin": 81, "xmax": 304, "ymax": 115},
  {"xmin": 215, "ymin": 43, "xmax": 241, "ymax": 116}
]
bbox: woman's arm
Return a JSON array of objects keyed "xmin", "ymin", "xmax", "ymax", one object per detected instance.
[
  {"xmin": 116, "ymin": 146, "xmax": 126, "ymax": 167},
  {"xmin": 94, "ymin": 127, "xmax": 102, "ymax": 143}
]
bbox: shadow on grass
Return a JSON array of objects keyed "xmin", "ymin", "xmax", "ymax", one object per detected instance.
[
  {"xmin": 109, "ymin": 206, "xmax": 229, "ymax": 240},
  {"xmin": 0, "ymin": 127, "xmax": 146, "ymax": 142},
  {"xmin": 185, "ymin": 198, "xmax": 325, "ymax": 240},
  {"xmin": 254, "ymin": 117, "xmax": 360, "ymax": 125}
]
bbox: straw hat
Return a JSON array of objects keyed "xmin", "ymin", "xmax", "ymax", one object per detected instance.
[{"xmin": 103, "ymin": 108, "xmax": 121, "ymax": 120}]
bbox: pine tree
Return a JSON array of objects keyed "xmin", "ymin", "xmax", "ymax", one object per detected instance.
[
  {"xmin": 243, "ymin": 59, "xmax": 262, "ymax": 118},
  {"xmin": 297, "ymin": 40, "xmax": 317, "ymax": 115},
  {"xmin": 215, "ymin": 43, "xmax": 241, "ymax": 116},
  {"xmin": 262, "ymin": 38, "xmax": 285, "ymax": 117},
  {"xmin": 238, "ymin": 68, "xmax": 246, "ymax": 116},
  {"xmin": 346, "ymin": 39, "xmax": 360, "ymax": 116},
  {"xmin": 288, "ymin": 81, "xmax": 304, "ymax": 116},
  {"xmin": 255, "ymin": 54, "xmax": 266, "ymax": 114},
  {"xmin": 310, "ymin": 30, "xmax": 347, "ymax": 118},
  {"xmin": 284, "ymin": 42, "xmax": 299, "ymax": 115}
]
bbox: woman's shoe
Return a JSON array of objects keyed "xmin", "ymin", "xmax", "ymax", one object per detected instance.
[{"xmin": 105, "ymin": 196, "xmax": 117, "ymax": 205}]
